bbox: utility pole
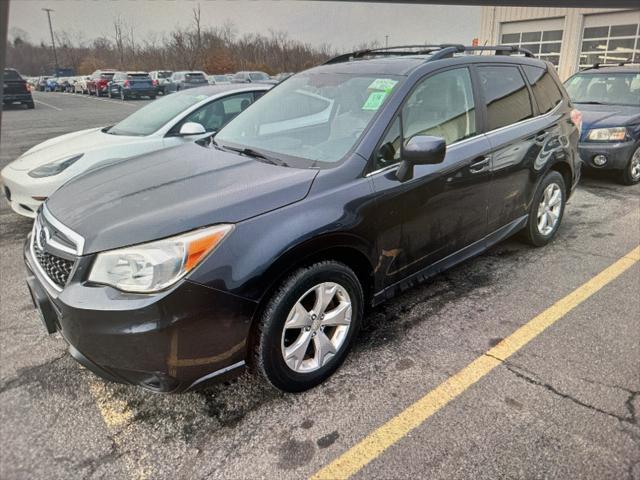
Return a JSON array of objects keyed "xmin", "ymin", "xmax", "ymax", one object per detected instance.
[
  {"xmin": 42, "ymin": 8, "xmax": 59, "ymax": 71},
  {"xmin": 385, "ymin": 35, "xmax": 389, "ymax": 48}
]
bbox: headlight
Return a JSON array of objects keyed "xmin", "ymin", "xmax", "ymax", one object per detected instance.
[
  {"xmin": 586, "ymin": 127, "xmax": 627, "ymax": 142},
  {"xmin": 88, "ymin": 224, "xmax": 234, "ymax": 293},
  {"xmin": 28, "ymin": 153, "xmax": 84, "ymax": 178}
]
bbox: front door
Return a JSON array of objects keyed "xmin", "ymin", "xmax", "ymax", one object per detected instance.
[{"xmin": 370, "ymin": 67, "xmax": 493, "ymax": 287}]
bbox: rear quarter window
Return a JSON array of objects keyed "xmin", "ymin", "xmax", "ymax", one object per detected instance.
[
  {"xmin": 478, "ymin": 65, "xmax": 533, "ymax": 131},
  {"xmin": 523, "ymin": 65, "xmax": 563, "ymax": 114}
]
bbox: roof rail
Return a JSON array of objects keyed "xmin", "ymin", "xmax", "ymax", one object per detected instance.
[
  {"xmin": 590, "ymin": 61, "xmax": 639, "ymax": 69},
  {"xmin": 324, "ymin": 44, "xmax": 535, "ymax": 65}
]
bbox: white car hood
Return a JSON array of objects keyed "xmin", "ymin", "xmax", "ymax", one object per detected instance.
[{"xmin": 9, "ymin": 127, "xmax": 148, "ymax": 171}]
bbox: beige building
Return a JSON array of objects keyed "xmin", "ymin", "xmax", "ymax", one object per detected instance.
[{"xmin": 479, "ymin": 7, "xmax": 640, "ymax": 80}]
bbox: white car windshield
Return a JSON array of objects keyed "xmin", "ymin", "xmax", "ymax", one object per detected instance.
[
  {"xmin": 107, "ymin": 90, "xmax": 213, "ymax": 136},
  {"xmin": 215, "ymin": 72, "xmax": 403, "ymax": 166}
]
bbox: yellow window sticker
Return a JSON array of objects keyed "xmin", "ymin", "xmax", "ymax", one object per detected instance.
[
  {"xmin": 362, "ymin": 91, "xmax": 388, "ymax": 111},
  {"xmin": 368, "ymin": 78, "xmax": 398, "ymax": 92}
]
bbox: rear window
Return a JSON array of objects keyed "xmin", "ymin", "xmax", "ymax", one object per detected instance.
[
  {"xmin": 3, "ymin": 70, "xmax": 22, "ymax": 80},
  {"xmin": 101, "ymin": 73, "xmax": 115, "ymax": 79},
  {"xmin": 478, "ymin": 65, "xmax": 533, "ymax": 131},
  {"xmin": 158, "ymin": 71, "xmax": 172, "ymax": 78},
  {"xmin": 128, "ymin": 73, "xmax": 151, "ymax": 79},
  {"xmin": 186, "ymin": 73, "xmax": 206, "ymax": 80},
  {"xmin": 523, "ymin": 65, "xmax": 563, "ymax": 114}
]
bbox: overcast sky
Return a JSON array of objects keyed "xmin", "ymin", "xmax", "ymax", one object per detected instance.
[{"xmin": 8, "ymin": 0, "xmax": 481, "ymax": 51}]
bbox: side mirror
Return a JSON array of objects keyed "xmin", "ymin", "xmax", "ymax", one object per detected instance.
[
  {"xmin": 396, "ymin": 136, "xmax": 446, "ymax": 182},
  {"xmin": 179, "ymin": 122, "xmax": 206, "ymax": 136}
]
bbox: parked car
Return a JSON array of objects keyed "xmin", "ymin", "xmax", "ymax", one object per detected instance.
[
  {"xmin": 74, "ymin": 76, "xmax": 91, "ymax": 94},
  {"xmin": 149, "ymin": 70, "xmax": 173, "ymax": 95},
  {"xmin": 232, "ymin": 70, "xmax": 277, "ymax": 84},
  {"xmin": 2, "ymin": 68, "xmax": 34, "ymax": 109},
  {"xmin": 564, "ymin": 64, "xmax": 640, "ymax": 185},
  {"xmin": 107, "ymin": 71, "xmax": 156, "ymax": 100},
  {"xmin": 87, "ymin": 69, "xmax": 116, "ymax": 97},
  {"xmin": 36, "ymin": 76, "xmax": 50, "ymax": 92},
  {"xmin": 207, "ymin": 74, "xmax": 231, "ymax": 85},
  {"xmin": 167, "ymin": 71, "xmax": 208, "ymax": 92},
  {"xmin": 56, "ymin": 77, "xmax": 72, "ymax": 93},
  {"xmin": 45, "ymin": 78, "xmax": 58, "ymax": 92},
  {"xmin": 1, "ymin": 84, "xmax": 270, "ymax": 217},
  {"xmin": 22, "ymin": 44, "xmax": 580, "ymax": 393}
]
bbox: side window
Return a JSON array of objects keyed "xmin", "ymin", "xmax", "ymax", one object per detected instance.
[
  {"xmin": 523, "ymin": 65, "xmax": 563, "ymax": 114},
  {"xmin": 477, "ymin": 65, "xmax": 533, "ymax": 131},
  {"xmin": 373, "ymin": 116, "xmax": 402, "ymax": 170},
  {"xmin": 179, "ymin": 93, "xmax": 254, "ymax": 133},
  {"xmin": 402, "ymin": 68, "xmax": 476, "ymax": 146}
]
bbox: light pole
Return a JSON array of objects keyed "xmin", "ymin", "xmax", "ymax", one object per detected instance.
[
  {"xmin": 42, "ymin": 8, "xmax": 59, "ymax": 71},
  {"xmin": 385, "ymin": 35, "xmax": 389, "ymax": 48}
]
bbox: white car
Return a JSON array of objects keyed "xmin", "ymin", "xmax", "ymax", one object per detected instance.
[{"xmin": 1, "ymin": 84, "xmax": 271, "ymax": 218}]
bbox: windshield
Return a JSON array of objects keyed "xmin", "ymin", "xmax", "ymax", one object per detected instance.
[
  {"xmin": 107, "ymin": 90, "xmax": 210, "ymax": 136},
  {"xmin": 214, "ymin": 75, "xmax": 228, "ymax": 82},
  {"xmin": 185, "ymin": 73, "xmax": 206, "ymax": 82},
  {"xmin": 158, "ymin": 71, "xmax": 172, "ymax": 78},
  {"xmin": 564, "ymin": 72, "xmax": 640, "ymax": 106},
  {"xmin": 249, "ymin": 72, "xmax": 269, "ymax": 81},
  {"xmin": 216, "ymin": 72, "xmax": 402, "ymax": 166}
]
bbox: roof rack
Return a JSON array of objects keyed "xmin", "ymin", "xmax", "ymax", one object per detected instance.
[
  {"xmin": 323, "ymin": 44, "xmax": 535, "ymax": 65},
  {"xmin": 588, "ymin": 61, "xmax": 640, "ymax": 69}
]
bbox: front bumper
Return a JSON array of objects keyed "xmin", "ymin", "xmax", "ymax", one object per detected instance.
[
  {"xmin": 24, "ymin": 236, "xmax": 258, "ymax": 392},
  {"xmin": 578, "ymin": 140, "xmax": 636, "ymax": 170},
  {"xmin": 1, "ymin": 166, "xmax": 49, "ymax": 218}
]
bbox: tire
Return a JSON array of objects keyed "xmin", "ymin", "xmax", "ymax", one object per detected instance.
[
  {"xmin": 619, "ymin": 146, "xmax": 640, "ymax": 186},
  {"xmin": 253, "ymin": 261, "xmax": 363, "ymax": 392},
  {"xmin": 150, "ymin": 95, "xmax": 156, "ymax": 100},
  {"xmin": 522, "ymin": 171, "xmax": 566, "ymax": 247},
  {"xmin": 108, "ymin": 89, "xmax": 113, "ymax": 99},
  {"xmin": 26, "ymin": 102, "xmax": 35, "ymax": 109},
  {"xmin": 120, "ymin": 90, "xmax": 126, "ymax": 101}
]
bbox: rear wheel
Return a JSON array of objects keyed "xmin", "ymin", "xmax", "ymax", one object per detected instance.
[
  {"xmin": 26, "ymin": 102, "xmax": 35, "ymax": 109},
  {"xmin": 120, "ymin": 90, "xmax": 126, "ymax": 101},
  {"xmin": 522, "ymin": 171, "xmax": 566, "ymax": 247},
  {"xmin": 253, "ymin": 261, "xmax": 363, "ymax": 392},
  {"xmin": 619, "ymin": 146, "xmax": 640, "ymax": 186}
]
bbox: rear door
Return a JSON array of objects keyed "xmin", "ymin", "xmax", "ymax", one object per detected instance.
[{"xmin": 478, "ymin": 64, "xmax": 565, "ymax": 232}]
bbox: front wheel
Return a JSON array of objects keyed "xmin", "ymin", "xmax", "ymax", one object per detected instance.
[
  {"xmin": 619, "ymin": 146, "xmax": 640, "ymax": 186},
  {"xmin": 253, "ymin": 261, "xmax": 363, "ymax": 392},
  {"xmin": 522, "ymin": 171, "xmax": 566, "ymax": 247}
]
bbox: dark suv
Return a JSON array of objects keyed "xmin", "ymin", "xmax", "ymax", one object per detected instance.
[
  {"xmin": 2, "ymin": 68, "xmax": 34, "ymax": 109},
  {"xmin": 25, "ymin": 45, "xmax": 580, "ymax": 393},
  {"xmin": 107, "ymin": 71, "xmax": 156, "ymax": 100},
  {"xmin": 564, "ymin": 64, "xmax": 640, "ymax": 185}
]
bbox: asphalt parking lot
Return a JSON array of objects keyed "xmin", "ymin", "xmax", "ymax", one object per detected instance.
[{"xmin": 1, "ymin": 91, "xmax": 639, "ymax": 480}]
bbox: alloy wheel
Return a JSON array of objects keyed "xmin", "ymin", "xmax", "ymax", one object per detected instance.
[
  {"xmin": 537, "ymin": 182, "xmax": 562, "ymax": 236},
  {"xmin": 630, "ymin": 148, "xmax": 640, "ymax": 181},
  {"xmin": 280, "ymin": 282, "xmax": 352, "ymax": 373}
]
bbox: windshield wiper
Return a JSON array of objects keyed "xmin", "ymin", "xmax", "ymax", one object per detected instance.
[
  {"xmin": 573, "ymin": 101, "xmax": 607, "ymax": 105},
  {"xmin": 219, "ymin": 144, "xmax": 286, "ymax": 166}
]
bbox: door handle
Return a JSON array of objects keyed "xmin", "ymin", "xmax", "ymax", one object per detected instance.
[{"xmin": 469, "ymin": 157, "xmax": 490, "ymax": 173}]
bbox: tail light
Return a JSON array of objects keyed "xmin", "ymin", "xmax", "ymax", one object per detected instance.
[
  {"xmin": 570, "ymin": 109, "xmax": 582, "ymax": 134},
  {"xmin": 124, "ymin": 80, "xmax": 130, "ymax": 87},
  {"xmin": 24, "ymin": 83, "xmax": 30, "ymax": 92},
  {"xmin": 152, "ymin": 79, "xmax": 158, "ymax": 87}
]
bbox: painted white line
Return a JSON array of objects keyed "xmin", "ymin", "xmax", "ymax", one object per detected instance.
[
  {"xmin": 36, "ymin": 91, "xmax": 139, "ymax": 108},
  {"xmin": 33, "ymin": 99, "xmax": 63, "ymax": 111}
]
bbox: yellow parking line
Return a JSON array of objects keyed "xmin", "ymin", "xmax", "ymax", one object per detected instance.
[{"xmin": 311, "ymin": 245, "xmax": 640, "ymax": 480}]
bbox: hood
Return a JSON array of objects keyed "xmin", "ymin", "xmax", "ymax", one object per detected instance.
[
  {"xmin": 577, "ymin": 104, "xmax": 640, "ymax": 132},
  {"xmin": 9, "ymin": 128, "xmax": 147, "ymax": 171},
  {"xmin": 46, "ymin": 143, "xmax": 318, "ymax": 254}
]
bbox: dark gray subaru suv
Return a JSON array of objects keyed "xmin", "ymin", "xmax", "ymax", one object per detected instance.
[{"xmin": 25, "ymin": 45, "xmax": 581, "ymax": 393}]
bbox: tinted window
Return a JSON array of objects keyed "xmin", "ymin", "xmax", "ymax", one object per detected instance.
[
  {"xmin": 523, "ymin": 65, "xmax": 563, "ymax": 114},
  {"xmin": 4, "ymin": 70, "xmax": 22, "ymax": 80},
  {"xmin": 402, "ymin": 68, "xmax": 476, "ymax": 145},
  {"xmin": 107, "ymin": 90, "xmax": 212, "ymax": 136},
  {"xmin": 478, "ymin": 66, "xmax": 533, "ymax": 131}
]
